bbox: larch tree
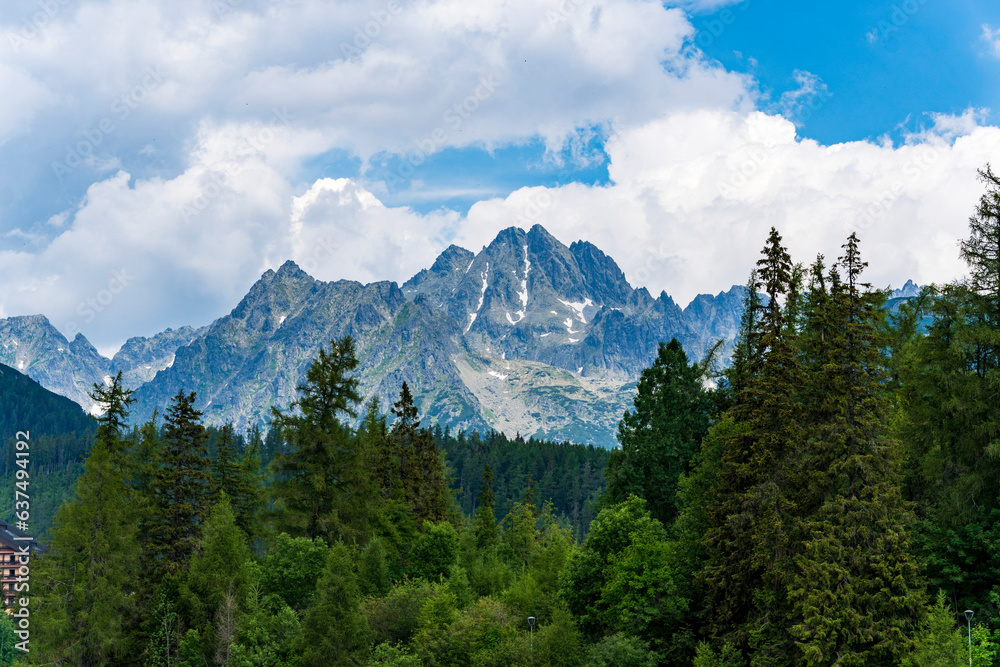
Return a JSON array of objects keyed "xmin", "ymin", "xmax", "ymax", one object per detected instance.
[
  {"xmin": 34, "ymin": 378, "xmax": 142, "ymax": 664},
  {"xmin": 269, "ymin": 336, "xmax": 368, "ymax": 543}
]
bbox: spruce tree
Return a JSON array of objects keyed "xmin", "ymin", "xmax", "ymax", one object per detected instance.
[
  {"xmin": 702, "ymin": 228, "xmax": 804, "ymax": 662},
  {"xmin": 391, "ymin": 382, "xmax": 449, "ymax": 526},
  {"xmin": 604, "ymin": 338, "xmax": 711, "ymax": 527},
  {"xmin": 789, "ymin": 234, "xmax": 925, "ymax": 666},
  {"xmin": 473, "ymin": 463, "xmax": 498, "ymax": 550},
  {"xmin": 145, "ymin": 390, "xmax": 212, "ymax": 574},
  {"xmin": 298, "ymin": 543, "xmax": 372, "ymax": 666},
  {"xmin": 211, "ymin": 424, "xmax": 240, "ymax": 499},
  {"xmin": 182, "ymin": 495, "xmax": 254, "ymax": 665},
  {"xmin": 211, "ymin": 424, "xmax": 262, "ymax": 536}
]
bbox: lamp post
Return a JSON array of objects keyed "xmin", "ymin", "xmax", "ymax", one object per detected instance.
[
  {"xmin": 965, "ymin": 609, "xmax": 974, "ymax": 666},
  {"xmin": 528, "ymin": 616, "xmax": 536, "ymax": 652}
]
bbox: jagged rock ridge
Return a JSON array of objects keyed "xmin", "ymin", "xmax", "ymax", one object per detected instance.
[{"xmin": 0, "ymin": 225, "xmax": 760, "ymax": 446}]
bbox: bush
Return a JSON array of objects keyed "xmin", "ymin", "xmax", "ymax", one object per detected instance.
[
  {"xmin": 583, "ymin": 633, "xmax": 657, "ymax": 667},
  {"xmin": 467, "ymin": 548, "xmax": 515, "ymax": 598},
  {"xmin": 410, "ymin": 521, "xmax": 460, "ymax": 582},
  {"xmin": 362, "ymin": 579, "xmax": 440, "ymax": 647},
  {"xmin": 369, "ymin": 642, "xmax": 424, "ymax": 667},
  {"xmin": 902, "ymin": 590, "xmax": 966, "ymax": 667},
  {"xmin": 260, "ymin": 533, "xmax": 329, "ymax": 610}
]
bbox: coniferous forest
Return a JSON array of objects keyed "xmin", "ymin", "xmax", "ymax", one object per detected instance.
[{"xmin": 10, "ymin": 166, "xmax": 1000, "ymax": 666}]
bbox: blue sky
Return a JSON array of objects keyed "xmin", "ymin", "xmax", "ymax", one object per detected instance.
[
  {"xmin": 692, "ymin": 0, "xmax": 1000, "ymax": 144},
  {"xmin": 1, "ymin": 0, "xmax": 999, "ymax": 354},
  {"xmin": 306, "ymin": 0, "xmax": 1000, "ymax": 215}
]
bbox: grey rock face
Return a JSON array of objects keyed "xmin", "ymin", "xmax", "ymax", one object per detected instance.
[
  {"xmin": 0, "ymin": 316, "xmax": 109, "ymax": 412},
  {"xmin": 0, "ymin": 226, "xmax": 755, "ymax": 447}
]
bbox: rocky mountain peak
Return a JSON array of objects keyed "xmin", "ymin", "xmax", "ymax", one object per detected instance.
[
  {"xmin": 891, "ymin": 279, "xmax": 921, "ymax": 299},
  {"xmin": 0, "ymin": 224, "xmax": 751, "ymax": 447}
]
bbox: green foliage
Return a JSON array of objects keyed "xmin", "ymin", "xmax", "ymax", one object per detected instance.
[
  {"xmin": 359, "ymin": 536, "xmax": 393, "ymax": 598},
  {"xmin": 702, "ymin": 228, "xmax": 806, "ymax": 657},
  {"xmin": 972, "ymin": 622, "xmax": 999, "ymax": 667},
  {"xmin": 438, "ymin": 428, "xmax": 609, "ymax": 543},
  {"xmin": 0, "ymin": 363, "xmax": 95, "ymax": 539},
  {"xmin": 693, "ymin": 641, "xmax": 747, "ymax": 667},
  {"xmin": 362, "ymin": 578, "xmax": 440, "ymax": 647},
  {"xmin": 893, "ymin": 170, "xmax": 1000, "ymax": 627},
  {"xmin": 534, "ymin": 604, "xmax": 585, "ymax": 667},
  {"xmin": 269, "ymin": 336, "xmax": 371, "ymax": 543},
  {"xmin": 788, "ymin": 234, "xmax": 925, "ymax": 666},
  {"xmin": 583, "ymin": 633, "xmax": 658, "ymax": 667},
  {"xmin": 473, "ymin": 463, "xmax": 498, "ymax": 550},
  {"xmin": 410, "ymin": 521, "xmax": 460, "ymax": 581},
  {"xmin": 413, "ymin": 597, "xmax": 522, "ymax": 667},
  {"xmin": 502, "ymin": 498, "xmax": 539, "ymax": 569},
  {"xmin": 143, "ymin": 390, "xmax": 212, "ymax": 576},
  {"xmin": 903, "ymin": 591, "xmax": 967, "ymax": 667},
  {"xmin": 467, "ymin": 548, "xmax": 516, "ymax": 598},
  {"xmin": 604, "ymin": 338, "xmax": 712, "ymax": 527},
  {"xmin": 177, "ymin": 628, "xmax": 204, "ymax": 667},
  {"xmin": 672, "ymin": 417, "xmax": 747, "ymax": 604},
  {"xmin": 145, "ymin": 581, "xmax": 183, "ymax": 667},
  {"xmin": 0, "ymin": 613, "xmax": 18, "ymax": 667},
  {"xmin": 389, "ymin": 382, "xmax": 451, "ymax": 525},
  {"xmin": 298, "ymin": 542, "xmax": 372, "ymax": 666},
  {"xmin": 260, "ymin": 532, "xmax": 330, "ymax": 611},
  {"xmin": 181, "ymin": 495, "xmax": 254, "ymax": 663},
  {"xmin": 228, "ymin": 591, "xmax": 301, "ymax": 667},
  {"xmin": 368, "ymin": 642, "xmax": 424, "ymax": 667},
  {"xmin": 445, "ymin": 565, "xmax": 474, "ymax": 609},
  {"xmin": 560, "ymin": 495, "xmax": 685, "ymax": 650},
  {"xmin": 32, "ymin": 377, "xmax": 142, "ymax": 665},
  {"xmin": 210, "ymin": 424, "xmax": 262, "ymax": 536}
]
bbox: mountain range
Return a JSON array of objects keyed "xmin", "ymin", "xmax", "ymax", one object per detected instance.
[{"xmin": 0, "ymin": 225, "xmax": 754, "ymax": 447}]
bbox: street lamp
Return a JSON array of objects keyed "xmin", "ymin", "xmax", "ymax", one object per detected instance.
[
  {"xmin": 965, "ymin": 610, "xmax": 974, "ymax": 666},
  {"xmin": 528, "ymin": 616, "xmax": 536, "ymax": 651}
]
